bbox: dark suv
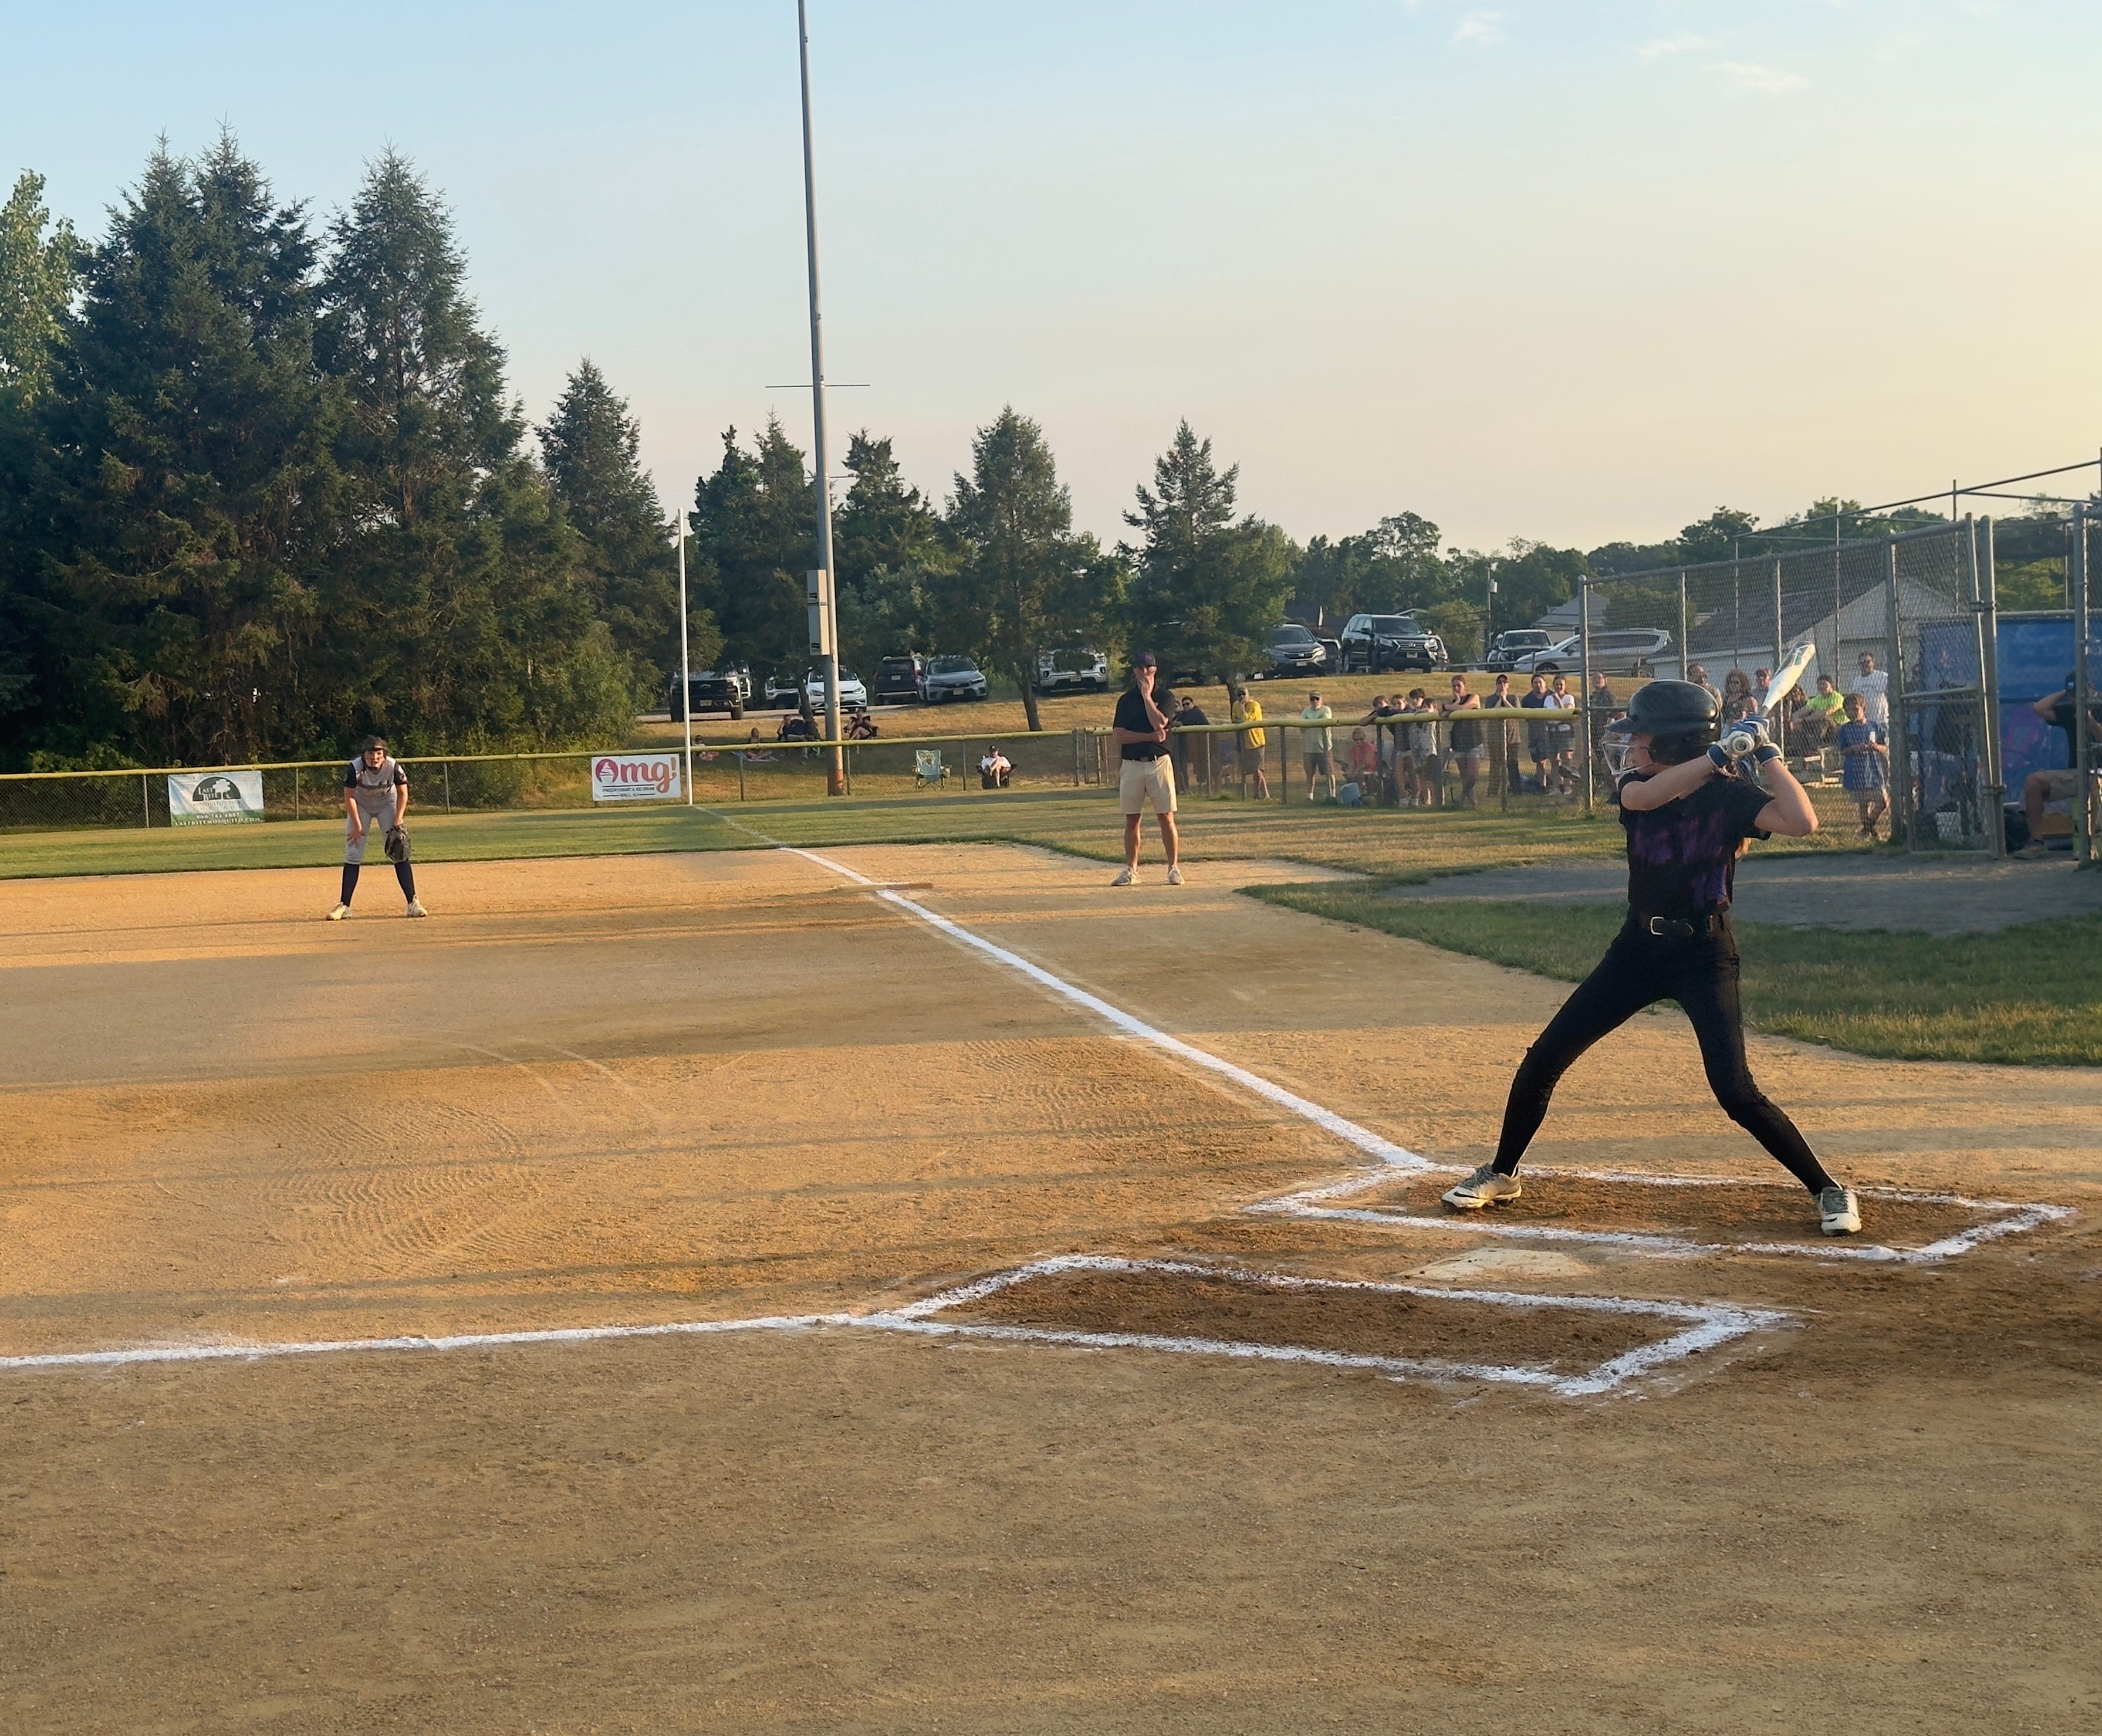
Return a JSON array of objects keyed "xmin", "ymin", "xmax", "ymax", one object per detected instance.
[
  {"xmin": 667, "ymin": 666, "xmax": 747, "ymax": 722},
  {"xmin": 874, "ymin": 654, "xmax": 927, "ymax": 705},
  {"xmin": 1339, "ymin": 613, "xmax": 1447, "ymax": 673}
]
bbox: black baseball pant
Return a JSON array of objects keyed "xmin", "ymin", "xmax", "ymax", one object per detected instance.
[{"xmin": 1491, "ymin": 918, "xmax": 1836, "ymax": 1196}]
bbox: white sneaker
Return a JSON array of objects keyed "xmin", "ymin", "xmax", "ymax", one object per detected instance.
[
  {"xmin": 405, "ymin": 899, "xmax": 428, "ymax": 918},
  {"xmin": 1819, "ymin": 1186, "xmax": 1862, "ymax": 1236},
  {"xmin": 1442, "ymin": 1163, "xmax": 1523, "ymax": 1210},
  {"xmin": 1166, "ymin": 866, "xmax": 1184, "ymax": 886},
  {"xmin": 1111, "ymin": 867, "xmax": 1137, "ymax": 887},
  {"xmin": 326, "ymin": 903, "xmax": 350, "ymax": 922}
]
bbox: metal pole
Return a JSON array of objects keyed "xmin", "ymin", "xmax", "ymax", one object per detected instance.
[
  {"xmin": 2074, "ymin": 506, "xmax": 2093, "ymax": 867},
  {"xmin": 1577, "ymin": 578, "xmax": 1594, "ymax": 814},
  {"xmin": 1885, "ymin": 538, "xmax": 1908, "ymax": 850},
  {"xmin": 1770, "ymin": 558, "xmax": 1785, "ymax": 754},
  {"xmin": 1978, "ymin": 516, "xmax": 2004, "ymax": 854},
  {"xmin": 796, "ymin": 0, "xmax": 844, "ymax": 795},
  {"xmin": 293, "ymin": 766, "xmax": 300, "ymax": 821},
  {"xmin": 677, "ymin": 516, "xmax": 694, "ymax": 806},
  {"xmin": 1677, "ymin": 570, "xmax": 1688, "ymax": 681},
  {"xmin": 1484, "ymin": 559, "xmax": 1496, "ymax": 654}
]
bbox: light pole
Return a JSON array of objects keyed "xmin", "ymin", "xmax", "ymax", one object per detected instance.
[
  {"xmin": 796, "ymin": 0, "xmax": 844, "ymax": 794},
  {"xmin": 676, "ymin": 512, "xmax": 694, "ymax": 806}
]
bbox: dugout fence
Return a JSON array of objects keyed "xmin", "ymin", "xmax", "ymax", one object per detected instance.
[{"xmin": 1580, "ymin": 519, "xmax": 2002, "ymax": 853}]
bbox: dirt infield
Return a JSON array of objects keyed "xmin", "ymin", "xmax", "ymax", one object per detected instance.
[{"xmin": 2, "ymin": 844, "xmax": 2098, "ymax": 1732}]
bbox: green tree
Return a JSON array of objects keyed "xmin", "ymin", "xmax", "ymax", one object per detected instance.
[
  {"xmin": 1123, "ymin": 421, "xmax": 1297, "ymax": 687},
  {"xmin": 320, "ymin": 151, "xmax": 621, "ymax": 750},
  {"xmin": 831, "ymin": 429, "xmax": 952, "ymax": 673},
  {"xmin": 539, "ymin": 359, "xmax": 705, "ymax": 695},
  {"xmin": 33, "ymin": 137, "xmax": 344, "ymax": 764},
  {"xmin": 686, "ymin": 417, "xmax": 812, "ymax": 679},
  {"xmin": 0, "ymin": 170, "xmax": 76, "ymax": 405},
  {"xmin": 938, "ymin": 407, "xmax": 1113, "ymax": 730}
]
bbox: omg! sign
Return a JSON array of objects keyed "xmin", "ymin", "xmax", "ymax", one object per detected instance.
[{"xmin": 590, "ymin": 753, "xmax": 683, "ymax": 803}]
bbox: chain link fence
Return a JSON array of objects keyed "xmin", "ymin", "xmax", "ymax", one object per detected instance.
[{"xmin": 1581, "ymin": 520, "xmax": 2000, "ymax": 852}]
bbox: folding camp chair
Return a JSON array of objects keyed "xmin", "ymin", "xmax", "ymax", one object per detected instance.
[{"xmin": 913, "ymin": 749, "xmax": 949, "ymax": 790}]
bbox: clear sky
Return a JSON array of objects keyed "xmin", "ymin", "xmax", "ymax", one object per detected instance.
[{"xmin": 8, "ymin": 1, "xmax": 2101, "ymax": 552}]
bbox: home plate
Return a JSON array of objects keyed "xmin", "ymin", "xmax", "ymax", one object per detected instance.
[{"xmin": 1412, "ymin": 1248, "xmax": 1594, "ymax": 1282}]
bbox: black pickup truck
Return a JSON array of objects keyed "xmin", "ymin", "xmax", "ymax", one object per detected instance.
[{"xmin": 667, "ymin": 666, "xmax": 748, "ymax": 722}]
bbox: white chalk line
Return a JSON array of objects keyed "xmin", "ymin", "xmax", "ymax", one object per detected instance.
[{"xmin": 863, "ymin": 1254, "xmax": 1790, "ymax": 1398}]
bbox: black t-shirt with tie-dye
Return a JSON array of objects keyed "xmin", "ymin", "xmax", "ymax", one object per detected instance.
[{"xmin": 1616, "ymin": 767, "xmax": 1772, "ymax": 919}]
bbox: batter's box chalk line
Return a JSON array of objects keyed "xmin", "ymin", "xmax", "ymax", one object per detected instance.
[
  {"xmin": 855, "ymin": 1254, "xmax": 1789, "ymax": 1398},
  {"xmin": 1249, "ymin": 1163, "xmax": 2074, "ymax": 1266}
]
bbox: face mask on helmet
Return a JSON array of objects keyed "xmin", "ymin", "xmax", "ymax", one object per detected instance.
[{"xmin": 1601, "ymin": 720, "xmax": 1643, "ymax": 780}]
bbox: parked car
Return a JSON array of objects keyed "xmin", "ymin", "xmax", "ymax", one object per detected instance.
[
  {"xmin": 923, "ymin": 655, "xmax": 990, "ymax": 702},
  {"xmin": 1265, "ymin": 622, "xmax": 1328, "ymax": 678},
  {"xmin": 1512, "ymin": 627, "xmax": 1674, "ymax": 677},
  {"xmin": 1339, "ymin": 612, "xmax": 1447, "ymax": 673},
  {"xmin": 763, "ymin": 669, "xmax": 804, "ymax": 708},
  {"xmin": 1035, "ymin": 646, "xmax": 1109, "ymax": 693},
  {"xmin": 666, "ymin": 666, "xmax": 746, "ymax": 722},
  {"xmin": 803, "ymin": 669, "xmax": 870, "ymax": 710},
  {"xmin": 1485, "ymin": 630, "xmax": 1555, "ymax": 672},
  {"xmin": 874, "ymin": 654, "xmax": 928, "ymax": 705}
]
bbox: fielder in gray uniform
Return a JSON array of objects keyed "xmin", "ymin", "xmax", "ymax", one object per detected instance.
[{"xmin": 329, "ymin": 736, "xmax": 426, "ymax": 919}]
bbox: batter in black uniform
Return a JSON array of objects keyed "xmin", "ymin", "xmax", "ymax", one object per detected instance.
[{"xmin": 1442, "ymin": 679, "xmax": 1861, "ymax": 1236}]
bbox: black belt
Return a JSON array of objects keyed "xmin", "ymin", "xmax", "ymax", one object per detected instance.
[{"xmin": 1634, "ymin": 912, "xmax": 1725, "ymax": 939}]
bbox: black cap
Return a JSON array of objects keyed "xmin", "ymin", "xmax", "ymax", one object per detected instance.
[{"xmin": 1133, "ymin": 651, "xmax": 1157, "ymax": 668}]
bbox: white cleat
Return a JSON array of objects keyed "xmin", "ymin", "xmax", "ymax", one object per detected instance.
[
  {"xmin": 1442, "ymin": 1163, "xmax": 1523, "ymax": 1210},
  {"xmin": 1111, "ymin": 867, "xmax": 1138, "ymax": 887},
  {"xmin": 326, "ymin": 903, "xmax": 350, "ymax": 922},
  {"xmin": 405, "ymin": 899, "xmax": 428, "ymax": 918},
  {"xmin": 1166, "ymin": 866, "xmax": 1184, "ymax": 886},
  {"xmin": 1819, "ymin": 1186, "xmax": 1862, "ymax": 1236}
]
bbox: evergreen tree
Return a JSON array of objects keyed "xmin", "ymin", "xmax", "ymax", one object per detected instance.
[
  {"xmin": 0, "ymin": 171, "xmax": 79, "ymax": 746},
  {"xmin": 687, "ymin": 417, "xmax": 811, "ymax": 678},
  {"xmin": 938, "ymin": 407, "xmax": 1111, "ymax": 730},
  {"xmin": 1122, "ymin": 421, "xmax": 1294, "ymax": 688},
  {"xmin": 320, "ymin": 151, "xmax": 624, "ymax": 749},
  {"xmin": 831, "ymin": 429, "xmax": 952, "ymax": 671},
  {"xmin": 539, "ymin": 359, "xmax": 707, "ymax": 692},
  {"xmin": 33, "ymin": 137, "xmax": 343, "ymax": 764}
]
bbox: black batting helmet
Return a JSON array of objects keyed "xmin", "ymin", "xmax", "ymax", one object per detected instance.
[{"xmin": 1603, "ymin": 679, "xmax": 1720, "ymax": 773}]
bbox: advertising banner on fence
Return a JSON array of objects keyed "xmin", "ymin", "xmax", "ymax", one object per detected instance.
[
  {"xmin": 167, "ymin": 769, "xmax": 266, "ymax": 826},
  {"xmin": 590, "ymin": 753, "xmax": 683, "ymax": 803}
]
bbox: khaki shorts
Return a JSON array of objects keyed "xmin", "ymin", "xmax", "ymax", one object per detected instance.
[
  {"xmin": 1119, "ymin": 756, "xmax": 1177, "ymax": 815},
  {"xmin": 2033, "ymin": 769, "xmax": 2084, "ymax": 801}
]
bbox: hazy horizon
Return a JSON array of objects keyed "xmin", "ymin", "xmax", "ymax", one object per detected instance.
[{"xmin": 8, "ymin": 1, "xmax": 2100, "ymax": 554}]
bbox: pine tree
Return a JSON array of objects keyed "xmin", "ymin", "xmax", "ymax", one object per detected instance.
[
  {"xmin": 938, "ymin": 407, "xmax": 1114, "ymax": 730},
  {"xmin": 831, "ymin": 430, "xmax": 952, "ymax": 671},
  {"xmin": 34, "ymin": 137, "xmax": 343, "ymax": 764},
  {"xmin": 1122, "ymin": 420, "xmax": 1294, "ymax": 689},
  {"xmin": 320, "ymin": 151, "xmax": 622, "ymax": 750},
  {"xmin": 539, "ymin": 360, "xmax": 709, "ymax": 693},
  {"xmin": 687, "ymin": 417, "xmax": 812, "ymax": 680}
]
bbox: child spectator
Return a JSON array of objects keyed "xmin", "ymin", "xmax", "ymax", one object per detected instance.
[
  {"xmin": 1231, "ymin": 686, "xmax": 1270, "ymax": 799},
  {"xmin": 1802, "ymin": 674, "xmax": 1844, "ymax": 745},
  {"xmin": 1837, "ymin": 692, "xmax": 1888, "ymax": 838}
]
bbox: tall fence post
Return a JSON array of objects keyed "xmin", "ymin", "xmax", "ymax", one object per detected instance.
[
  {"xmin": 1967, "ymin": 516, "xmax": 2003, "ymax": 859},
  {"xmin": 1578, "ymin": 579, "xmax": 1594, "ymax": 814},
  {"xmin": 1885, "ymin": 537, "xmax": 1910, "ymax": 850},
  {"xmin": 141, "ymin": 773, "xmax": 150, "ymax": 829},
  {"xmin": 2074, "ymin": 506, "xmax": 2094, "ymax": 867},
  {"xmin": 1770, "ymin": 559, "xmax": 1786, "ymax": 753},
  {"xmin": 293, "ymin": 766, "xmax": 300, "ymax": 820},
  {"xmin": 1676, "ymin": 569, "xmax": 1689, "ymax": 680}
]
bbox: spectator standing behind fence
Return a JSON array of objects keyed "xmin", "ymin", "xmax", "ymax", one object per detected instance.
[
  {"xmin": 1230, "ymin": 686, "xmax": 1270, "ymax": 799},
  {"xmin": 1299, "ymin": 692, "xmax": 1336, "ymax": 801},
  {"xmin": 1110, "ymin": 652, "xmax": 1181, "ymax": 886},
  {"xmin": 1486, "ymin": 674, "xmax": 1522, "ymax": 791},
  {"xmin": 1852, "ymin": 651, "xmax": 1890, "ymax": 729},
  {"xmin": 1520, "ymin": 672, "xmax": 1553, "ymax": 793},
  {"xmin": 1441, "ymin": 673, "xmax": 1485, "ymax": 807},
  {"xmin": 1836, "ymin": 692, "xmax": 1888, "ymax": 839},
  {"xmin": 2014, "ymin": 673, "xmax": 2102, "ymax": 859},
  {"xmin": 1400, "ymin": 689, "xmax": 1436, "ymax": 806},
  {"xmin": 1803, "ymin": 675, "xmax": 1844, "ymax": 745},
  {"xmin": 1172, "ymin": 693, "xmax": 1213, "ymax": 796},
  {"xmin": 1688, "ymin": 663, "xmax": 1720, "ymax": 707},
  {"xmin": 1719, "ymin": 669, "xmax": 1756, "ymax": 726},
  {"xmin": 1361, "ymin": 693, "xmax": 1404, "ymax": 801},
  {"xmin": 1546, "ymin": 674, "xmax": 1579, "ymax": 796}
]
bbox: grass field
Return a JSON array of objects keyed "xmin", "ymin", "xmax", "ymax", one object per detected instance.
[{"xmin": 1249, "ymin": 888, "xmax": 2102, "ymax": 1068}]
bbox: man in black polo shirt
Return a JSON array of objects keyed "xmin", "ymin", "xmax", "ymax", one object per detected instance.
[{"xmin": 1110, "ymin": 652, "xmax": 1182, "ymax": 886}]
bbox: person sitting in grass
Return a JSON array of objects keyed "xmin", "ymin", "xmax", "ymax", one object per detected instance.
[
  {"xmin": 1346, "ymin": 726, "xmax": 1378, "ymax": 789},
  {"xmin": 1836, "ymin": 691, "xmax": 1888, "ymax": 838}
]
